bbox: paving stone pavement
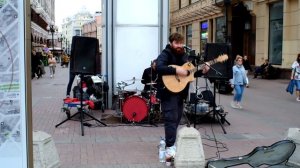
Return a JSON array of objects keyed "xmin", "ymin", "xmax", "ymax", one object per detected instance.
[{"xmin": 31, "ymin": 65, "xmax": 300, "ymax": 168}]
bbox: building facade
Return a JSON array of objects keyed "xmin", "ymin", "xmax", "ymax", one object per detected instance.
[
  {"xmin": 82, "ymin": 11, "xmax": 103, "ymax": 53},
  {"xmin": 31, "ymin": 0, "xmax": 55, "ymax": 51},
  {"xmin": 169, "ymin": 0, "xmax": 300, "ymax": 78},
  {"xmin": 61, "ymin": 8, "xmax": 94, "ymax": 54}
]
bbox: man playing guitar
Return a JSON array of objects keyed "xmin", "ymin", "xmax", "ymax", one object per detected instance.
[{"xmin": 156, "ymin": 33, "xmax": 210, "ymax": 163}]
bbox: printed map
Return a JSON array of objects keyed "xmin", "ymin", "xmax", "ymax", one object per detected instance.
[{"xmin": 0, "ymin": 0, "xmax": 22, "ymax": 158}]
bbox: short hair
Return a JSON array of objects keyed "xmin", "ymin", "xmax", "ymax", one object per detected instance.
[
  {"xmin": 235, "ymin": 55, "xmax": 243, "ymax": 61},
  {"xmin": 151, "ymin": 59, "xmax": 157, "ymax": 66},
  {"xmin": 168, "ymin": 33, "xmax": 184, "ymax": 43}
]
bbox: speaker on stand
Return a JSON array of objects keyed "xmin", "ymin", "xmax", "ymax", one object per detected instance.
[
  {"xmin": 56, "ymin": 36, "xmax": 106, "ymax": 136},
  {"xmin": 201, "ymin": 43, "xmax": 232, "ymax": 134},
  {"xmin": 70, "ymin": 36, "xmax": 101, "ymax": 75}
]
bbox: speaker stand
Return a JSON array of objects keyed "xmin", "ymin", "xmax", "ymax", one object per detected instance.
[
  {"xmin": 55, "ymin": 74, "xmax": 107, "ymax": 136},
  {"xmin": 200, "ymin": 80, "xmax": 230, "ymax": 134}
]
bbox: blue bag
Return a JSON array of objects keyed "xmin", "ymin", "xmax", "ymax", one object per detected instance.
[{"xmin": 286, "ymin": 80, "xmax": 295, "ymax": 95}]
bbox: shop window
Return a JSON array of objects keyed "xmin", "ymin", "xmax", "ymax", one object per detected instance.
[
  {"xmin": 200, "ymin": 21, "xmax": 208, "ymax": 53},
  {"xmin": 216, "ymin": 17, "xmax": 225, "ymax": 43},
  {"xmin": 176, "ymin": 27, "xmax": 182, "ymax": 34},
  {"xmin": 268, "ymin": 1, "xmax": 283, "ymax": 65},
  {"xmin": 186, "ymin": 24, "xmax": 192, "ymax": 48}
]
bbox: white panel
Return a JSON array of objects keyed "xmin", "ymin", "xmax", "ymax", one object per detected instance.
[
  {"xmin": 114, "ymin": 27, "xmax": 159, "ymax": 91},
  {"xmin": 116, "ymin": 0, "xmax": 159, "ymax": 25},
  {"xmin": 0, "ymin": 0, "xmax": 28, "ymax": 167}
]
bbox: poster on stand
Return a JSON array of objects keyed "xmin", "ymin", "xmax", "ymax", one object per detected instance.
[{"xmin": 0, "ymin": 0, "xmax": 28, "ymax": 167}]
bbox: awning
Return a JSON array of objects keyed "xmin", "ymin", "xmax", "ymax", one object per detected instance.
[{"xmin": 170, "ymin": 0, "xmax": 223, "ymax": 26}]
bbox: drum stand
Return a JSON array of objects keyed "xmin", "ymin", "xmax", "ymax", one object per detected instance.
[
  {"xmin": 147, "ymin": 87, "xmax": 158, "ymax": 127},
  {"xmin": 55, "ymin": 74, "xmax": 107, "ymax": 136}
]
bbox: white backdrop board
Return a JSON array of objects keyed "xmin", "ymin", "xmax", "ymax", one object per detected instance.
[
  {"xmin": 0, "ymin": 0, "xmax": 30, "ymax": 167},
  {"xmin": 102, "ymin": 0, "xmax": 169, "ymax": 106},
  {"xmin": 114, "ymin": 27, "xmax": 159, "ymax": 91}
]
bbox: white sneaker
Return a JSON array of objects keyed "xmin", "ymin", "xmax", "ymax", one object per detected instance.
[
  {"xmin": 165, "ymin": 145, "xmax": 176, "ymax": 159},
  {"xmin": 165, "ymin": 145, "xmax": 176, "ymax": 166},
  {"xmin": 237, "ymin": 103, "xmax": 243, "ymax": 109},
  {"xmin": 50, "ymin": 75, "xmax": 53, "ymax": 78},
  {"xmin": 297, "ymin": 97, "xmax": 300, "ymax": 102},
  {"xmin": 230, "ymin": 101, "xmax": 238, "ymax": 109}
]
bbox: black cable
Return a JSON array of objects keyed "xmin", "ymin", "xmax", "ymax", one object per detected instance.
[{"xmin": 197, "ymin": 126, "xmax": 229, "ymax": 160}]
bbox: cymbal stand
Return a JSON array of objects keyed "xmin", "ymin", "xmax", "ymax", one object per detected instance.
[
  {"xmin": 115, "ymin": 79, "xmax": 135, "ymax": 122},
  {"xmin": 147, "ymin": 85, "xmax": 158, "ymax": 127},
  {"xmin": 148, "ymin": 62, "xmax": 159, "ymax": 126}
]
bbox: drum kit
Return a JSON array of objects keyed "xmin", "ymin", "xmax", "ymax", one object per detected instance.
[{"xmin": 114, "ymin": 78, "xmax": 161, "ymax": 124}]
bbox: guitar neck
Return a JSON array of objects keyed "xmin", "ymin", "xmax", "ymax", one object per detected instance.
[{"xmin": 190, "ymin": 59, "xmax": 216, "ymax": 73}]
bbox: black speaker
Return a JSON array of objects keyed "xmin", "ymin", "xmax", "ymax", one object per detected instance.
[
  {"xmin": 70, "ymin": 36, "xmax": 100, "ymax": 74},
  {"xmin": 204, "ymin": 43, "xmax": 232, "ymax": 80}
]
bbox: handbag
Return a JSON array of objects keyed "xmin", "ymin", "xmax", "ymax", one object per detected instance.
[{"xmin": 286, "ymin": 79, "xmax": 295, "ymax": 95}]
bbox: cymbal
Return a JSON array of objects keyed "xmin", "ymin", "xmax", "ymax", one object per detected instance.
[
  {"xmin": 124, "ymin": 78, "xmax": 142, "ymax": 82},
  {"xmin": 146, "ymin": 82, "xmax": 157, "ymax": 85}
]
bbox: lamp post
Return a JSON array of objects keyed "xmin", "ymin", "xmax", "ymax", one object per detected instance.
[
  {"xmin": 65, "ymin": 39, "xmax": 69, "ymax": 55},
  {"xmin": 46, "ymin": 23, "xmax": 58, "ymax": 51},
  {"xmin": 58, "ymin": 34, "xmax": 65, "ymax": 52}
]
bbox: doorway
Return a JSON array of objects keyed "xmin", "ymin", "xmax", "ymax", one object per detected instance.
[{"xmin": 231, "ymin": 2, "xmax": 256, "ymax": 64}]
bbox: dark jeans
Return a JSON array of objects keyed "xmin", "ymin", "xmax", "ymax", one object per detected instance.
[
  {"xmin": 161, "ymin": 95, "xmax": 183, "ymax": 147},
  {"xmin": 66, "ymin": 72, "xmax": 76, "ymax": 96}
]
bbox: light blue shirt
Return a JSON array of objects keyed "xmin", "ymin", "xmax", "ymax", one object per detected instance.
[{"xmin": 231, "ymin": 65, "xmax": 248, "ymax": 85}]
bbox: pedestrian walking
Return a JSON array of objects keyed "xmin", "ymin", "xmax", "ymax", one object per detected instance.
[
  {"xmin": 291, "ymin": 53, "xmax": 300, "ymax": 101},
  {"xmin": 243, "ymin": 55, "xmax": 252, "ymax": 86},
  {"xmin": 230, "ymin": 55, "xmax": 248, "ymax": 109},
  {"xmin": 48, "ymin": 53, "xmax": 56, "ymax": 78}
]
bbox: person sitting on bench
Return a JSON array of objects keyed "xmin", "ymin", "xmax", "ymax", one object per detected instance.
[{"xmin": 253, "ymin": 59, "xmax": 269, "ymax": 78}]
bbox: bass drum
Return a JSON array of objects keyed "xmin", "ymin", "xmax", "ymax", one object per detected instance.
[{"xmin": 122, "ymin": 96, "xmax": 148, "ymax": 122}]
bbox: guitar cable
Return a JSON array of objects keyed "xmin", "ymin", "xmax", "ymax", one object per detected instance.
[{"xmin": 198, "ymin": 126, "xmax": 229, "ymax": 160}]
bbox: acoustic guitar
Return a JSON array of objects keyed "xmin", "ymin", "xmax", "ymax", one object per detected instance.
[{"xmin": 162, "ymin": 54, "xmax": 228, "ymax": 93}]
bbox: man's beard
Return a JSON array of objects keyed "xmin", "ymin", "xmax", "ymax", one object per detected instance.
[{"xmin": 171, "ymin": 46, "xmax": 185, "ymax": 56}]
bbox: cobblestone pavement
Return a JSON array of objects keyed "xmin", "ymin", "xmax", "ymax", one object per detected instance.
[{"xmin": 31, "ymin": 65, "xmax": 300, "ymax": 168}]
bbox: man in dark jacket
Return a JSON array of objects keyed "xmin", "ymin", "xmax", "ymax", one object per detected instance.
[
  {"xmin": 156, "ymin": 33, "xmax": 209, "ymax": 162},
  {"xmin": 253, "ymin": 59, "xmax": 269, "ymax": 78},
  {"xmin": 141, "ymin": 59, "xmax": 158, "ymax": 98}
]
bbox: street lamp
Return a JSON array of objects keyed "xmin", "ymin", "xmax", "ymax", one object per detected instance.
[
  {"xmin": 46, "ymin": 23, "xmax": 58, "ymax": 50},
  {"xmin": 58, "ymin": 34, "xmax": 65, "ymax": 53}
]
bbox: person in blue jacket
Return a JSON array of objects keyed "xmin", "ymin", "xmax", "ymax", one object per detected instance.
[{"xmin": 230, "ymin": 55, "xmax": 249, "ymax": 109}]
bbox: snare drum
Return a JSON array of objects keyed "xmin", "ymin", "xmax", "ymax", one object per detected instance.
[
  {"xmin": 150, "ymin": 91, "xmax": 160, "ymax": 104},
  {"xmin": 122, "ymin": 96, "xmax": 148, "ymax": 122}
]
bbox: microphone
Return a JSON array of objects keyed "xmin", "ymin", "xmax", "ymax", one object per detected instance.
[{"xmin": 183, "ymin": 45, "xmax": 192, "ymax": 50}]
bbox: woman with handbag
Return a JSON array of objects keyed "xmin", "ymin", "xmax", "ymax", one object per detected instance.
[{"xmin": 291, "ymin": 53, "xmax": 300, "ymax": 101}]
